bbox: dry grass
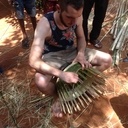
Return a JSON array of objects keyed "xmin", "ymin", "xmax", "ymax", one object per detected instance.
[{"xmin": 0, "ymin": 69, "xmax": 55, "ymax": 127}]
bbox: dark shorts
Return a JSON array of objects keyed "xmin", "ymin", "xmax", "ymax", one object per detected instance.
[{"xmin": 13, "ymin": 0, "xmax": 36, "ymax": 19}]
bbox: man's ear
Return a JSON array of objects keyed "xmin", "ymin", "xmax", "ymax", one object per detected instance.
[{"xmin": 56, "ymin": 4, "xmax": 61, "ymax": 12}]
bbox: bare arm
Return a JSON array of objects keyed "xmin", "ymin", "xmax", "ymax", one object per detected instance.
[
  {"xmin": 29, "ymin": 17, "xmax": 62, "ymax": 77},
  {"xmin": 73, "ymin": 16, "xmax": 92, "ymax": 68},
  {"xmin": 75, "ymin": 16, "xmax": 87, "ymax": 54}
]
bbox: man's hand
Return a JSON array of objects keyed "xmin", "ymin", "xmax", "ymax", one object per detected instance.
[
  {"xmin": 73, "ymin": 52, "xmax": 92, "ymax": 69},
  {"xmin": 59, "ymin": 71, "xmax": 79, "ymax": 84}
]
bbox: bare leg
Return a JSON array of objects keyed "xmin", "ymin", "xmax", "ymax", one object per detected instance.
[
  {"xmin": 18, "ymin": 19, "xmax": 28, "ymax": 39},
  {"xmin": 35, "ymin": 73, "xmax": 63, "ymax": 117},
  {"xmin": 90, "ymin": 51, "xmax": 112, "ymax": 71},
  {"xmin": 30, "ymin": 17, "xmax": 37, "ymax": 31},
  {"xmin": 35, "ymin": 73, "xmax": 56, "ymax": 95},
  {"xmin": 18, "ymin": 19, "xmax": 29, "ymax": 48}
]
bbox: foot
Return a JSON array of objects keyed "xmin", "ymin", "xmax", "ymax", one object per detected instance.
[
  {"xmin": 90, "ymin": 39, "xmax": 102, "ymax": 49},
  {"xmin": 51, "ymin": 98, "xmax": 63, "ymax": 118},
  {"xmin": 21, "ymin": 38, "xmax": 29, "ymax": 49}
]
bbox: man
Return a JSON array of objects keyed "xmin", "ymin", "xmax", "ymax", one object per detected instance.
[
  {"xmin": 8, "ymin": 0, "xmax": 37, "ymax": 48},
  {"xmin": 83, "ymin": 0, "xmax": 109, "ymax": 49},
  {"xmin": 29, "ymin": 0, "xmax": 112, "ymax": 117}
]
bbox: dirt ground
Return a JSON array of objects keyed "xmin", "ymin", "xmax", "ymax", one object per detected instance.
[{"xmin": 0, "ymin": 0, "xmax": 128, "ymax": 128}]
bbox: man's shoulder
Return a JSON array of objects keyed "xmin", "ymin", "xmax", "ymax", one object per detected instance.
[
  {"xmin": 36, "ymin": 16, "xmax": 51, "ymax": 36},
  {"xmin": 39, "ymin": 16, "xmax": 49, "ymax": 24}
]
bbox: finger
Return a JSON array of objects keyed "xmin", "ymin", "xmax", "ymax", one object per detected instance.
[
  {"xmin": 85, "ymin": 61, "xmax": 91, "ymax": 68},
  {"xmin": 82, "ymin": 64, "xmax": 85, "ymax": 70},
  {"xmin": 84, "ymin": 62, "xmax": 87, "ymax": 68},
  {"xmin": 78, "ymin": 62, "xmax": 85, "ymax": 69},
  {"xmin": 89, "ymin": 63, "xmax": 92, "ymax": 68},
  {"xmin": 72, "ymin": 73, "xmax": 79, "ymax": 83},
  {"xmin": 72, "ymin": 78, "xmax": 78, "ymax": 83}
]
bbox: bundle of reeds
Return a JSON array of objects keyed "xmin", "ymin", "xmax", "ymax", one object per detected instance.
[
  {"xmin": 56, "ymin": 63, "xmax": 107, "ymax": 114},
  {"xmin": 110, "ymin": 0, "xmax": 128, "ymax": 66}
]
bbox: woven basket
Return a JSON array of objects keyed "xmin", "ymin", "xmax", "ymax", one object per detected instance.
[{"xmin": 56, "ymin": 63, "xmax": 107, "ymax": 114}]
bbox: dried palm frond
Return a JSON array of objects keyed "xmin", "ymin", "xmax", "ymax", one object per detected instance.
[
  {"xmin": 109, "ymin": 0, "xmax": 128, "ymax": 66},
  {"xmin": 56, "ymin": 63, "xmax": 107, "ymax": 114}
]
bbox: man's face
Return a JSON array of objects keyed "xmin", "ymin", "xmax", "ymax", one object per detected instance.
[{"xmin": 59, "ymin": 5, "xmax": 83, "ymax": 27}]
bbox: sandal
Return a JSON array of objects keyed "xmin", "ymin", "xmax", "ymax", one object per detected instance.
[
  {"xmin": 22, "ymin": 38, "xmax": 29, "ymax": 49},
  {"xmin": 90, "ymin": 39, "xmax": 102, "ymax": 49}
]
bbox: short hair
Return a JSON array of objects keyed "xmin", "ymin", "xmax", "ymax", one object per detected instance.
[{"xmin": 58, "ymin": 0, "xmax": 84, "ymax": 11}]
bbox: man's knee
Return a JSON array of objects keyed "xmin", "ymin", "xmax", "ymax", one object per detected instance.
[
  {"xmin": 35, "ymin": 73, "xmax": 49, "ymax": 89},
  {"xmin": 104, "ymin": 54, "xmax": 112, "ymax": 68}
]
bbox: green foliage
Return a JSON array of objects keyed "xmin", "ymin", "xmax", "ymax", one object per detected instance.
[{"xmin": 36, "ymin": 0, "xmax": 45, "ymax": 10}]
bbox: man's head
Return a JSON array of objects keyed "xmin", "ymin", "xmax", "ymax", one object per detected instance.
[
  {"xmin": 58, "ymin": 0, "xmax": 84, "ymax": 12},
  {"xmin": 57, "ymin": 0, "xmax": 84, "ymax": 27}
]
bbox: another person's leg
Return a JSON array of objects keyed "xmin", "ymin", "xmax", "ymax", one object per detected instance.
[
  {"xmin": 24, "ymin": 0, "xmax": 36, "ymax": 30},
  {"xmin": 30, "ymin": 17, "xmax": 36, "ymax": 31},
  {"xmin": 83, "ymin": 0, "xmax": 94, "ymax": 42},
  {"xmin": 13, "ymin": 0, "xmax": 29, "ymax": 48},
  {"xmin": 22, "ymin": 0, "xmax": 36, "ymax": 48},
  {"xmin": 90, "ymin": 0, "xmax": 109, "ymax": 48},
  {"xmin": 18, "ymin": 19, "xmax": 28, "ymax": 40}
]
